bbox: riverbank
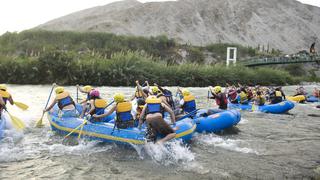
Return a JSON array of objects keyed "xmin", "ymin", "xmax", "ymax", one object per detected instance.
[{"xmin": 0, "ymin": 51, "xmax": 303, "ymax": 86}]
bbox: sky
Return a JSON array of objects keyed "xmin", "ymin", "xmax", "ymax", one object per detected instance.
[{"xmin": 0, "ymin": 0, "xmax": 319, "ymax": 35}]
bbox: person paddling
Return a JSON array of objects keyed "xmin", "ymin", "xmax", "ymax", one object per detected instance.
[
  {"xmin": 209, "ymin": 86, "xmax": 228, "ymax": 110},
  {"xmin": 0, "ymin": 95, "xmax": 5, "ymax": 119},
  {"xmin": 138, "ymin": 95, "xmax": 176, "ymax": 144},
  {"xmin": 177, "ymin": 88, "xmax": 197, "ymax": 113},
  {"xmin": 77, "ymin": 85, "xmax": 94, "ymax": 117},
  {"xmin": 254, "ymin": 91, "xmax": 266, "ymax": 106},
  {"xmin": 94, "ymin": 93, "xmax": 135, "ymax": 129},
  {"xmin": 86, "ymin": 89, "xmax": 110, "ymax": 123},
  {"xmin": 0, "ymin": 84, "xmax": 15, "ymax": 107},
  {"xmin": 43, "ymin": 86, "xmax": 78, "ymax": 117}
]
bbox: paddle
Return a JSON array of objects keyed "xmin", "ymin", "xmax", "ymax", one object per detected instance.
[
  {"xmin": 64, "ymin": 118, "xmax": 88, "ymax": 140},
  {"xmin": 76, "ymin": 85, "xmax": 79, "ymax": 104},
  {"xmin": 66, "ymin": 100, "xmax": 115, "ymax": 138},
  {"xmin": 177, "ymin": 109, "xmax": 199, "ymax": 121},
  {"xmin": 4, "ymin": 107, "xmax": 25, "ymax": 130},
  {"xmin": 251, "ymin": 103, "xmax": 256, "ymax": 112},
  {"xmin": 35, "ymin": 83, "xmax": 56, "ymax": 128},
  {"xmin": 14, "ymin": 101, "xmax": 29, "ymax": 110}
]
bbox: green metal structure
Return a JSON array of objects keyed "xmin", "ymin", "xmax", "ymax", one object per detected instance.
[{"xmin": 240, "ymin": 54, "xmax": 320, "ymax": 67}]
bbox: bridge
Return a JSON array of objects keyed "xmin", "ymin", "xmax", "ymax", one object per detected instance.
[{"xmin": 240, "ymin": 54, "xmax": 320, "ymax": 67}]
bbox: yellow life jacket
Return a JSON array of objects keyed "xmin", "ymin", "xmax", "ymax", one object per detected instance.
[
  {"xmin": 56, "ymin": 92, "xmax": 70, "ymax": 100},
  {"xmin": 183, "ymin": 95, "xmax": 196, "ymax": 113},
  {"xmin": 275, "ymin": 90, "xmax": 282, "ymax": 97},
  {"xmin": 116, "ymin": 101, "xmax": 133, "ymax": 123},
  {"xmin": 146, "ymin": 97, "xmax": 163, "ymax": 115},
  {"xmin": 183, "ymin": 95, "xmax": 195, "ymax": 102},
  {"xmin": 94, "ymin": 99, "xmax": 107, "ymax": 108},
  {"xmin": 0, "ymin": 90, "xmax": 11, "ymax": 98},
  {"xmin": 116, "ymin": 101, "xmax": 132, "ymax": 113},
  {"xmin": 56, "ymin": 91, "xmax": 74, "ymax": 110},
  {"xmin": 240, "ymin": 91, "xmax": 248, "ymax": 101},
  {"xmin": 146, "ymin": 97, "xmax": 161, "ymax": 104}
]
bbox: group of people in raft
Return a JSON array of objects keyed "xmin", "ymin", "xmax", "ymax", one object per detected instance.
[{"xmin": 1, "ymin": 83, "xmax": 319, "ymax": 143}]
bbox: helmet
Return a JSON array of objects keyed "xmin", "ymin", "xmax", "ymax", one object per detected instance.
[
  {"xmin": 114, "ymin": 93, "xmax": 125, "ymax": 103},
  {"xmin": 151, "ymin": 86, "xmax": 159, "ymax": 94},
  {"xmin": 90, "ymin": 89, "xmax": 100, "ymax": 97},
  {"xmin": 55, "ymin": 86, "xmax": 64, "ymax": 94},
  {"xmin": 83, "ymin": 85, "xmax": 93, "ymax": 93},
  {"xmin": 0, "ymin": 84, "xmax": 7, "ymax": 91},
  {"xmin": 182, "ymin": 89, "xmax": 190, "ymax": 96},
  {"xmin": 137, "ymin": 98, "xmax": 146, "ymax": 106},
  {"xmin": 213, "ymin": 86, "xmax": 222, "ymax": 94}
]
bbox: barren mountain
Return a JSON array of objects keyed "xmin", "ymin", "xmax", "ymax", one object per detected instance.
[{"xmin": 37, "ymin": 0, "xmax": 320, "ymax": 53}]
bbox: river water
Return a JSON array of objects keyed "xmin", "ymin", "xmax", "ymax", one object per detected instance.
[{"xmin": 0, "ymin": 85, "xmax": 320, "ymax": 179}]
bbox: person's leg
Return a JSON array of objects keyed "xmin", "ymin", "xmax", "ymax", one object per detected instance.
[
  {"xmin": 80, "ymin": 103, "xmax": 87, "ymax": 118},
  {"xmin": 157, "ymin": 133, "xmax": 176, "ymax": 144}
]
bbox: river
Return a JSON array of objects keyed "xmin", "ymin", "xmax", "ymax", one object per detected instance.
[{"xmin": 0, "ymin": 85, "xmax": 320, "ymax": 179}]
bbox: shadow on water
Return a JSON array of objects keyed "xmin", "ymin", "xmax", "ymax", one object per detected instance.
[{"xmin": 214, "ymin": 126, "xmax": 241, "ymax": 136}]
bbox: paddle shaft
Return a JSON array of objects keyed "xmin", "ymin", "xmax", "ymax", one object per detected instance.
[
  {"xmin": 178, "ymin": 109, "xmax": 199, "ymax": 121},
  {"xmin": 36, "ymin": 84, "xmax": 56, "ymax": 127},
  {"xmin": 76, "ymin": 86, "xmax": 79, "ymax": 104},
  {"xmin": 68, "ymin": 100, "xmax": 115, "ymax": 138},
  {"xmin": 44, "ymin": 84, "xmax": 55, "ymax": 110}
]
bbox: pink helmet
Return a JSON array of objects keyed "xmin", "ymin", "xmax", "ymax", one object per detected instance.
[{"xmin": 90, "ymin": 89, "xmax": 100, "ymax": 97}]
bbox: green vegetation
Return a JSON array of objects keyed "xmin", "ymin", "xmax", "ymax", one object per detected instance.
[
  {"xmin": 0, "ymin": 51, "xmax": 299, "ymax": 86},
  {"xmin": 0, "ymin": 30, "xmax": 314, "ymax": 86}
]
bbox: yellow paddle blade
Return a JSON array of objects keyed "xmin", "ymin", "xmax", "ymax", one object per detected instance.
[
  {"xmin": 35, "ymin": 113, "xmax": 45, "ymax": 128},
  {"xmin": 251, "ymin": 104, "xmax": 256, "ymax": 111},
  {"xmin": 8, "ymin": 113, "xmax": 26, "ymax": 130},
  {"xmin": 65, "ymin": 120, "xmax": 87, "ymax": 139},
  {"xmin": 78, "ymin": 122, "xmax": 85, "ymax": 140},
  {"xmin": 14, "ymin": 102, "xmax": 29, "ymax": 110}
]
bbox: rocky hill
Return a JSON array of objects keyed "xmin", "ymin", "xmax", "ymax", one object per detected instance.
[{"xmin": 36, "ymin": 0, "xmax": 320, "ymax": 53}]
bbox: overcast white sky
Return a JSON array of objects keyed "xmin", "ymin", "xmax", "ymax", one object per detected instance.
[{"xmin": 0, "ymin": 0, "xmax": 319, "ymax": 35}]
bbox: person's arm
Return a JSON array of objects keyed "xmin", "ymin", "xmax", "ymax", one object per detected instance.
[
  {"xmin": 130, "ymin": 94, "xmax": 136, "ymax": 101},
  {"xmin": 177, "ymin": 87, "xmax": 182, "ymax": 94},
  {"xmin": 160, "ymin": 96, "xmax": 171, "ymax": 108},
  {"xmin": 93, "ymin": 105, "xmax": 116, "ymax": 119},
  {"xmin": 44, "ymin": 99, "xmax": 57, "ymax": 112},
  {"xmin": 281, "ymin": 90, "xmax": 286, "ymax": 99},
  {"xmin": 135, "ymin": 80, "xmax": 148, "ymax": 98},
  {"xmin": 7, "ymin": 95, "xmax": 14, "ymax": 105},
  {"xmin": 138, "ymin": 105, "xmax": 147, "ymax": 129},
  {"xmin": 145, "ymin": 81, "xmax": 150, "ymax": 90},
  {"xmin": 86, "ymin": 100, "xmax": 95, "ymax": 115},
  {"xmin": 163, "ymin": 103, "xmax": 175, "ymax": 124},
  {"xmin": 77, "ymin": 85, "xmax": 87, "ymax": 93},
  {"xmin": 0, "ymin": 96, "xmax": 5, "ymax": 106},
  {"xmin": 208, "ymin": 86, "xmax": 216, "ymax": 98},
  {"xmin": 79, "ymin": 98, "xmax": 88, "ymax": 104}
]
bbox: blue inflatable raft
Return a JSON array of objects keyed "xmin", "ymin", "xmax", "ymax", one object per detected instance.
[
  {"xmin": 191, "ymin": 109, "xmax": 241, "ymax": 133},
  {"xmin": 228, "ymin": 101, "xmax": 294, "ymax": 114},
  {"xmin": 307, "ymin": 96, "xmax": 319, "ymax": 102},
  {"xmin": 0, "ymin": 115, "xmax": 5, "ymax": 140},
  {"xmin": 48, "ymin": 107, "xmax": 196, "ymax": 145}
]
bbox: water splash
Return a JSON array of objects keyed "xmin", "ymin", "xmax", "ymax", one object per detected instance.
[
  {"xmin": 133, "ymin": 140, "xmax": 195, "ymax": 166},
  {"xmin": 0, "ymin": 131, "xmax": 34, "ymax": 162},
  {"xmin": 238, "ymin": 118, "xmax": 249, "ymax": 124},
  {"xmin": 195, "ymin": 134, "xmax": 258, "ymax": 154}
]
